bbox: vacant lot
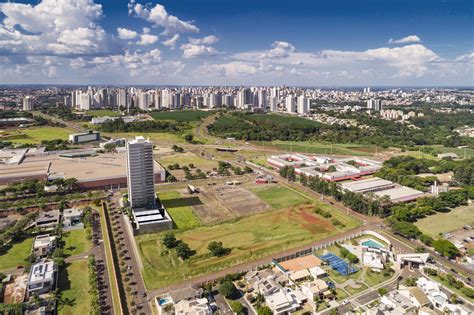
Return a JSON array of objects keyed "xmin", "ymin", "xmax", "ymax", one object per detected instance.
[
  {"xmin": 0, "ymin": 237, "xmax": 33, "ymax": 272},
  {"xmin": 159, "ymin": 191, "xmax": 201, "ymax": 229},
  {"xmin": 158, "ymin": 152, "xmax": 217, "ymax": 180},
  {"xmin": 8, "ymin": 126, "xmax": 74, "ymax": 145},
  {"xmin": 249, "ymin": 184, "xmax": 310, "ymax": 209},
  {"xmin": 63, "ymin": 228, "xmax": 92, "ymax": 257},
  {"xmin": 415, "ymin": 204, "xmax": 474, "ymax": 237},
  {"xmin": 86, "ymin": 109, "xmax": 120, "ymax": 117},
  {"xmin": 192, "ymin": 186, "xmax": 235, "ymax": 224},
  {"xmin": 151, "ymin": 110, "xmax": 214, "ymax": 122},
  {"xmin": 58, "ymin": 260, "xmax": 90, "ymax": 315},
  {"xmin": 210, "ymin": 185, "xmax": 270, "ymax": 216},
  {"xmin": 137, "ymin": 203, "xmax": 351, "ymax": 289}
]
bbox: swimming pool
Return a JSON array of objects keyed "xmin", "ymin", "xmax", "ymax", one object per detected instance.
[{"xmin": 361, "ymin": 239, "xmax": 383, "ymax": 249}]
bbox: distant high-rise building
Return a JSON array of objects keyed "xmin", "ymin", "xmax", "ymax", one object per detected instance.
[
  {"xmin": 269, "ymin": 97, "xmax": 278, "ymax": 112},
  {"xmin": 126, "ymin": 136, "xmax": 156, "ymax": 209},
  {"xmin": 64, "ymin": 95, "xmax": 72, "ymax": 107},
  {"xmin": 286, "ymin": 95, "xmax": 295, "ymax": 113},
  {"xmin": 367, "ymin": 99, "xmax": 382, "ymax": 111},
  {"xmin": 297, "ymin": 95, "xmax": 309, "ymax": 114},
  {"xmin": 258, "ymin": 90, "xmax": 268, "ymax": 109},
  {"xmin": 23, "ymin": 96, "xmax": 33, "ymax": 111}
]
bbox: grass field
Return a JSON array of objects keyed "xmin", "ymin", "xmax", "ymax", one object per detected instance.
[
  {"xmin": 159, "ymin": 191, "xmax": 201, "ymax": 229},
  {"xmin": 0, "ymin": 237, "xmax": 33, "ymax": 272},
  {"xmin": 86, "ymin": 109, "xmax": 121, "ymax": 117},
  {"xmin": 102, "ymin": 131, "xmax": 184, "ymax": 144},
  {"xmin": 364, "ymin": 268, "xmax": 394, "ymax": 287},
  {"xmin": 150, "ymin": 110, "xmax": 214, "ymax": 122},
  {"xmin": 57, "ymin": 260, "xmax": 90, "ymax": 315},
  {"xmin": 137, "ymin": 202, "xmax": 356, "ymax": 289},
  {"xmin": 158, "ymin": 152, "xmax": 217, "ymax": 170},
  {"xmin": 63, "ymin": 228, "xmax": 92, "ymax": 257},
  {"xmin": 249, "ymin": 184, "xmax": 310, "ymax": 209},
  {"xmin": 345, "ymin": 282, "xmax": 368, "ymax": 295},
  {"xmin": 268, "ymin": 140, "xmax": 382, "ymax": 156},
  {"xmin": 415, "ymin": 204, "xmax": 474, "ymax": 237},
  {"xmin": 9, "ymin": 126, "xmax": 74, "ymax": 144}
]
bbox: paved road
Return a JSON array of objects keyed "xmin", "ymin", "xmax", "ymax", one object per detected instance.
[
  {"xmin": 214, "ymin": 294, "xmax": 233, "ymax": 315},
  {"xmin": 108, "ymin": 196, "xmax": 152, "ymax": 315},
  {"xmin": 32, "ymin": 111, "xmax": 85, "ymax": 132}
]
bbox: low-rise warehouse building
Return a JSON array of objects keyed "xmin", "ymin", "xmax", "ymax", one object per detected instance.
[
  {"xmin": 339, "ymin": 178, "xmax": 395, "ymax": 194},
  {"xmin": 0, "ymin": 148, "xmax": 165, "ymax": 189},
  {"xmin": 373, "ymin": 186, "xmax": 425, "ymax": 203},
  {"xmin": 267, "ymin": 154, "xmax": 382, "ymax": 182}
]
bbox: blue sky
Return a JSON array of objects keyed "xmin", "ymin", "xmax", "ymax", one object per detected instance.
[{"xmin": 0, "ymin": 0, "xmax": 472, "ymax": 85}]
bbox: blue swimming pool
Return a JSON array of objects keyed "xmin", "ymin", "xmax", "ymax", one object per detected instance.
[
  {"xmin": 361, "ymin": 239, "xmax": 383, "ymax": 249},
  {"xmin": 159, "ymin": 298, "xmax": 170, "ymax": 306}
]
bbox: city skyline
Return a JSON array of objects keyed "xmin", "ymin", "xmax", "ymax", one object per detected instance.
[{"xmin": 0, "ymin": 0, "xmax": 473, "ymax": 86}]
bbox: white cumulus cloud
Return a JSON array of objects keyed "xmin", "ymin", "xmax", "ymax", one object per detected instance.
[
  {"xmin": 189, "ymin": 35, "xmax": 219, "ymax": 45},
  {"xmin": 117, "ymin": 27, "xmax": 138, "ymax": 39},
  {"xmin": 388, "ymin": 35, "xmax": 421, "ymax": 44},
  {"xmin": 129, "ymin": 1, "xmax": 199, "ymax": 35},
  {"xmin": 162, "ymin": 34, "xmax": 180, "ymax": 48},
  {"xmin": 180, "ymin": 43, "xmax": 218, "ymax": 58},
  {"xmin": 138, "ymin": 34, "xmax": 158, "ymax": 45},
  {"xmin": 0, "ymin": 0, "xmax": 109, "ymax": 55}
]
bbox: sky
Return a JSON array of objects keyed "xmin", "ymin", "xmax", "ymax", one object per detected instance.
[{"xmin": 0, "ymin": 0, "xmax": 473, "ymax": 86}]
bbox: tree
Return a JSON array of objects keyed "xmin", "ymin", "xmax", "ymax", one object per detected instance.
[
  {"xmin": 258, "ymin": 306, "xmax": 273, "ymax": 315},
  {"xmin": 208, "ymin": 241, "xmax": 230, "ymax": 257},
  {"xmin": 390, "ymin": 220, "xmax": 421, "ymax": 239},
  {"xmin": 176, "ymin": 242, "xmax": 193, "ymax": 260},
  {"xmin": 184, "ymin": 134, "xmax": 194, "ymax": 142},
  {"xmin": 450, "ymin": 293, "xmax": 458, "ymax": 304},
  {"xmin": 162, "ymin": 232, "xmax": 178, "ymax": 249},
  {"xmin": 432, "ymin": 239, "xmax": 460, "ymax": 259},
  {"xmin": 243, "ymin": 166, "xmax": 253, "ymax": 174},
  {"xmin": 229, "ymin": 300, "xmax": 245, "ymax": 315},
  {"xmin": 404, "ymin": 277, "xmax": 417, "ymax": 287},
  {"xmin": 219, "ymin": 281, "xmax": 238, "ymax": 298},
  {"xmin": 103, "ymin": 143, "xmax": 117, "ymax": 152},
  {"xmin": 378, "ymin": 288, "xmax": 388, "ymax": 296}
]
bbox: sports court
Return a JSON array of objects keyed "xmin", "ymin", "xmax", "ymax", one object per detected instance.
[
  {"xmin": 320, "ymin": 252, "xmax": 358, "ymax": 276},
  {"xmin": 278, "ymin": 255, "xmax": 322, "ymax": 272}
]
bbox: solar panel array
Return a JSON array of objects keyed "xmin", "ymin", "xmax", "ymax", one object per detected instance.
[{"xmin": 320, "ymin": 253, "xmax": 358, "ymax": 276}]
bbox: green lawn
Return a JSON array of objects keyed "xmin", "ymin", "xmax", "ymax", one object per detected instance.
[
  {"xmin": 86, "ymin": 109, "xmax": 121, "ymax": 117},
  {"xmin": 328, "ymin": 268, "xmax": 361, "ymax": 285},
  {"xmin": 0, "ymin": 237, "xmax": 33, "ymax": 272},
  {"xmin": 63, "ymin": 229, "xmax": 92, "ymax": 257},
  {"xmin": 102, "ymin": 131, "xmax": 185, "ymax": 144},
  {"xmin": 136, "ymin": 204, "xmax": 353, "ymax": 289},
  {"xmin": 57, "ymin": 260, "xmax": 91, "ymax": 315},
  {"xmin": 249, "ymin": 184, "xmax": 310, "ymax": 209},
  {"xmin": 150, "ymin": 110, "xmax": 214, "ymax": 122},
  {"xmin": 268, "ymin": 140, "xmax": 382, "ymax": 156},
  {"xmin": 345, "ymin": 282, "xmax": 368, "ymax": 295},
  {"xmin": 335, "ymin": 288, "xmax": 349, "ymax": 301},
  {"xmin": 159, "ymin": 191, "xmax": 201, "ymax": 229},
  {"xmin": 158, "ymin": 152, "xmax": 217, "ymax": 170},
  {"xmin": 364, "ymin": 268, "xmax": 394, "ymax": 287},
  {"xmin": 415, "ymin": 204, "xmax": 474, "ymax": 237},
  {"xmin": 9, "ymin": 127, "xmax": 74, "ymax": 144}
]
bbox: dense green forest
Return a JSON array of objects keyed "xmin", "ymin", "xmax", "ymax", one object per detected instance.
[
  {"xmin": 98, "ymin": 117, "xmax": 183, "ymax": 133},
  {"xmin": 207, "ymin": 112, "xmax": 473, "ymax": 148}
]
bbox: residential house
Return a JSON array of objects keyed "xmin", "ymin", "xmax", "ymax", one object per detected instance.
[
  {"xmin": 35, "ymin": 211, "xmax": 61, "ymax": 230},
  {"xmin": 27, "ymin": 260, "xmax": 56, "ymax": 297},
  {"xmin": 32, "ymin": 234, "xmax": 56, "ymax": 258},
  {"xmin": 62, "ymin": 208, "xmax": 83, "ymax": 228},
  {"xmin": 174, "ymin": 297, "xmax": 211, "ymax": 315}
]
